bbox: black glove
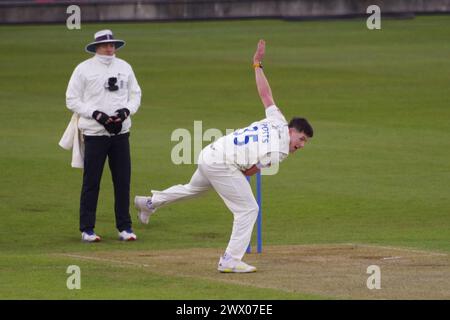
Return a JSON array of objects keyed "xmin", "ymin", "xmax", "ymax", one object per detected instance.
[
  {"xmin": 105, "ymin": 119, "xmax": 122, "ymax": 135},
  {"xmin": 92, "ymin": 110, "xmax": 110, "ymax": 125},
  {"xmin": 93, "ymin": 111, "xmax": 122, "ymax": 135},
  {"xmin": 115, "ymin": 108, "xmax": 130, "ymax": 122}
]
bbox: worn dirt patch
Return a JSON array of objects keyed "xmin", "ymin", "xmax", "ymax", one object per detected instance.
[{"xmin": 60, "ymin": 244, "xmax": 450, "ymax": 299}]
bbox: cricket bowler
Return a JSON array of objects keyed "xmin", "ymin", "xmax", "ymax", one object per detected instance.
[{"xmin": 135, "ymin": 40, "xmax": 313, "ymax": 272}]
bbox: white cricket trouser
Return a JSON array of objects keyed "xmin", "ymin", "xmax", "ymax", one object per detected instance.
[{"xmin": 151, "ymin": 145, "xmax": 258, "ymax": 261}]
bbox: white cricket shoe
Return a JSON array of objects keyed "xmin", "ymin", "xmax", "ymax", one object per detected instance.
[
  {"xmin": 118, "ymin": 229, "xmax": 137, "ymax": 241},
  {"xmin": 134, "ymin": 195, "xmax": 157, "ymax": 224},
  {"xmin": 81, "ymin": 230, "xmax": 101, "ymax": 242},
  {"xmin": 217, "ymin": 256, "xmax": 257, "ymax": 273}
]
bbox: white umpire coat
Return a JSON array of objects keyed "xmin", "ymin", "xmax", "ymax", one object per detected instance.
[{"xmin": 66, "ymin": 54, "xmax": 142, "ymax": 136}]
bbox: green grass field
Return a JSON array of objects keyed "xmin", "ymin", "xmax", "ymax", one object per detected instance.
[{"xmin": 0, "ymin": 16, "xmax": 449, "ymax": 299}]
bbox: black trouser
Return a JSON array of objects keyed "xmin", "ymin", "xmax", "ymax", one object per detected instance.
[{"xmin": 79, "ymin": 132, "xmax": 132, "ymax": 233}]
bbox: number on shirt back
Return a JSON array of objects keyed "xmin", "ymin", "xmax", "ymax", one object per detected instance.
[{"xmin": 233, "ymin": 126, "xmax": 258, "ymax": 146}]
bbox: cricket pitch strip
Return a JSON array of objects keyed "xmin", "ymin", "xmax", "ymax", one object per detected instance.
[{"xmin": 59, "ymin": 243, "xmax": 450, "ymax": 299}]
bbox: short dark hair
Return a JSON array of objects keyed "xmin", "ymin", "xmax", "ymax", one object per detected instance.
[{"xmin": 288, "ymin": 117, "xmax": 314, "ymax": 138}]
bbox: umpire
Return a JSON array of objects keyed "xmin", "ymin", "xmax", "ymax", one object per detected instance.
[{"xmin": 66, "ymin": 30, "xmax": 142, "ymax": 242}]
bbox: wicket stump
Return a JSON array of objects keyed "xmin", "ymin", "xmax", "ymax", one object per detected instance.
[{"xmin": 246, "ymin": 171, "xmax": 262, "ymax": 253}]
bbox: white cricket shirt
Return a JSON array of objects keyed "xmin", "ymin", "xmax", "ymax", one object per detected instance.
[
  {"xmin": 211, "ymin": 105, "xmax": 290, "ymax": 170},
  {"xmin": 66, "ymin": 54, "xmax": 142, "ymax": 136}
]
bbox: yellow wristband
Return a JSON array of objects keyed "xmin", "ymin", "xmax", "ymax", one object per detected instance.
[{"xmin": 253, "ymin": 62, "xmax": 263, "ymax": 69}]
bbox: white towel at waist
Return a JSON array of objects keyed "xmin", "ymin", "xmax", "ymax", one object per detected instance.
[{"xmin": 59, "ymin": 113, "xmax": 84, "ymax": 168}]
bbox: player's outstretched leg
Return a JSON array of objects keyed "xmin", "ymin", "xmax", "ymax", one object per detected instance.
[{"xmin": 135, "ymin": 168, "xmax": 211, "ymax": 224}]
